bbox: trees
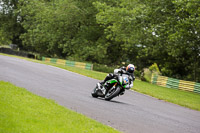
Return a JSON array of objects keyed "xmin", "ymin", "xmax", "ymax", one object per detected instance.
[
  {"xmin": 93, "ymin": 0, "xmax": 200, "ymax": 81},
  {"xmin": 0, "ymin": 0, "xmax": 23, "ymax": 46},
  {"xmin": 166, "ymin": 0, "xmax": 200, "ymax": 81},
  {"xmin": 0, "ymin": 0, "xmax": 199, "ymax": 81},
  {"xmin": 19, "ymin": 0, "xmax": 108, "ymax": 63},
  {"xmin": 19, "ymin": 0, "xmax": 83, "ymax": 56}
]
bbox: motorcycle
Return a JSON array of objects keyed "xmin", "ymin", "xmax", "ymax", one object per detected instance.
[{"xmin": 91, "ymin": 72, "xmax": 130, "ymax": 101}]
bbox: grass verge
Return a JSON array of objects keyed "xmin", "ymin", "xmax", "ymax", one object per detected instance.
[
  {"xmin": 133, "ymin": 80, "xmax": 200, "ymax": 111},
  {"xmin": 0, "ymin": 81, "xmax": 120, "ymax": 133},
  {"xmin": 1, "ymin": 53, "xmax": 200, "ymax": 111}
]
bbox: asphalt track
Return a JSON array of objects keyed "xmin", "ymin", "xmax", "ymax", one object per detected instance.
[{"xmin": 0, "ymin": 55, "xmax": 200, "ymax": 133}]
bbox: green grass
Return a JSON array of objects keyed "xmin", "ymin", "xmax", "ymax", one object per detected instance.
[
  {"xmin": 133, "ymin": 80, "xmax": 200, "ymax": 111},
  {"xmin": 0, "ymin": 81, "xmax": 120, "ymax": 133},
  {"xmin": 1, "ymin": 53, "xmax": 200, "ymax": 111}
]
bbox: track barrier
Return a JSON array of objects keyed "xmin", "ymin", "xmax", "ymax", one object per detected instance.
[
  {"xmin": 42, "ymin": 57, "xmax": 93, "ymax": 70},
  {"xmin": 151, "ymin": 74, "xmax": 200, "ymax": 94}
]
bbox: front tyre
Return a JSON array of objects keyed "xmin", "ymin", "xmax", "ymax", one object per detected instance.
[{"xmin": 105, "ymin": 86, "xmax": 121, "ymax": 101}]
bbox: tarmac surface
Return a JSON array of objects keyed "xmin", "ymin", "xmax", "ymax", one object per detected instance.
[{"xmin": 0, "ymin": 55, "xmax": 200, "ymax": 133}]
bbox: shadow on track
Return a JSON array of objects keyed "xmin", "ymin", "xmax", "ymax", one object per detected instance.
[{"xmin": 90, "ymin": 96, "xmax": 129, "ymax": 105}]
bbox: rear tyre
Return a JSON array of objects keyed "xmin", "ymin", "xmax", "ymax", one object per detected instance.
[
  {"xmin": 91, "ymin": 87, "xmax": 98, "ymax": 98},
  {"xmin": 105, "ymin": 86, "xmax": 121, "ymax": 101}
]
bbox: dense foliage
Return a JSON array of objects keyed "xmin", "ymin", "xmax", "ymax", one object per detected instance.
[{"xmin": 0, "ymin": 0, "xmax": 200, "ymax": 82}]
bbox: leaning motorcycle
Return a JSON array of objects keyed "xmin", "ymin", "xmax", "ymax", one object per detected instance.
[{"xmin": 91, "ymin": 73, "xmax": 130, "ymax": 101}]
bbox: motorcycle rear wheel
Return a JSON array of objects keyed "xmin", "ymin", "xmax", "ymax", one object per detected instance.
[{"xmin": 91, "ymin": 87, "xmax": 98, "ymax": 98}]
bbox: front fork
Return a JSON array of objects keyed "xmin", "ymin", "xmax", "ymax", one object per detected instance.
[
  {"xmin": 105, "ymin": 83, "xmax": 119, "ymax": 94},
  {"xmin": 113, "ymin": 83, "xmax": 125, "ymax": 95}
]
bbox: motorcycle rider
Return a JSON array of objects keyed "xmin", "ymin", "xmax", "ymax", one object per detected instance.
[{"xmin": 100, "ymin": 64, "xmax": 135, "ymax": 95}]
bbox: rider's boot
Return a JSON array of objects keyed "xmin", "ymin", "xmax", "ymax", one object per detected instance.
[
  {"xmin": 100, "ymin": 81, "xmax": 104, "ymax": 85},
  {"xmin": 100, "ymin": 74, "xmax": 112, "ymax": 85}
]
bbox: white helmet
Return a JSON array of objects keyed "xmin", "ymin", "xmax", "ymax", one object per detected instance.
[{"xmin": 126, "ymin": 64, "xmax": 135, "ymax": 74}]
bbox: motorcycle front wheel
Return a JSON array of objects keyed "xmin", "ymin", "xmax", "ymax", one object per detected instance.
[{"xmin": 105, "ymin": 86, "xmax": 121, "ymax": 101}]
